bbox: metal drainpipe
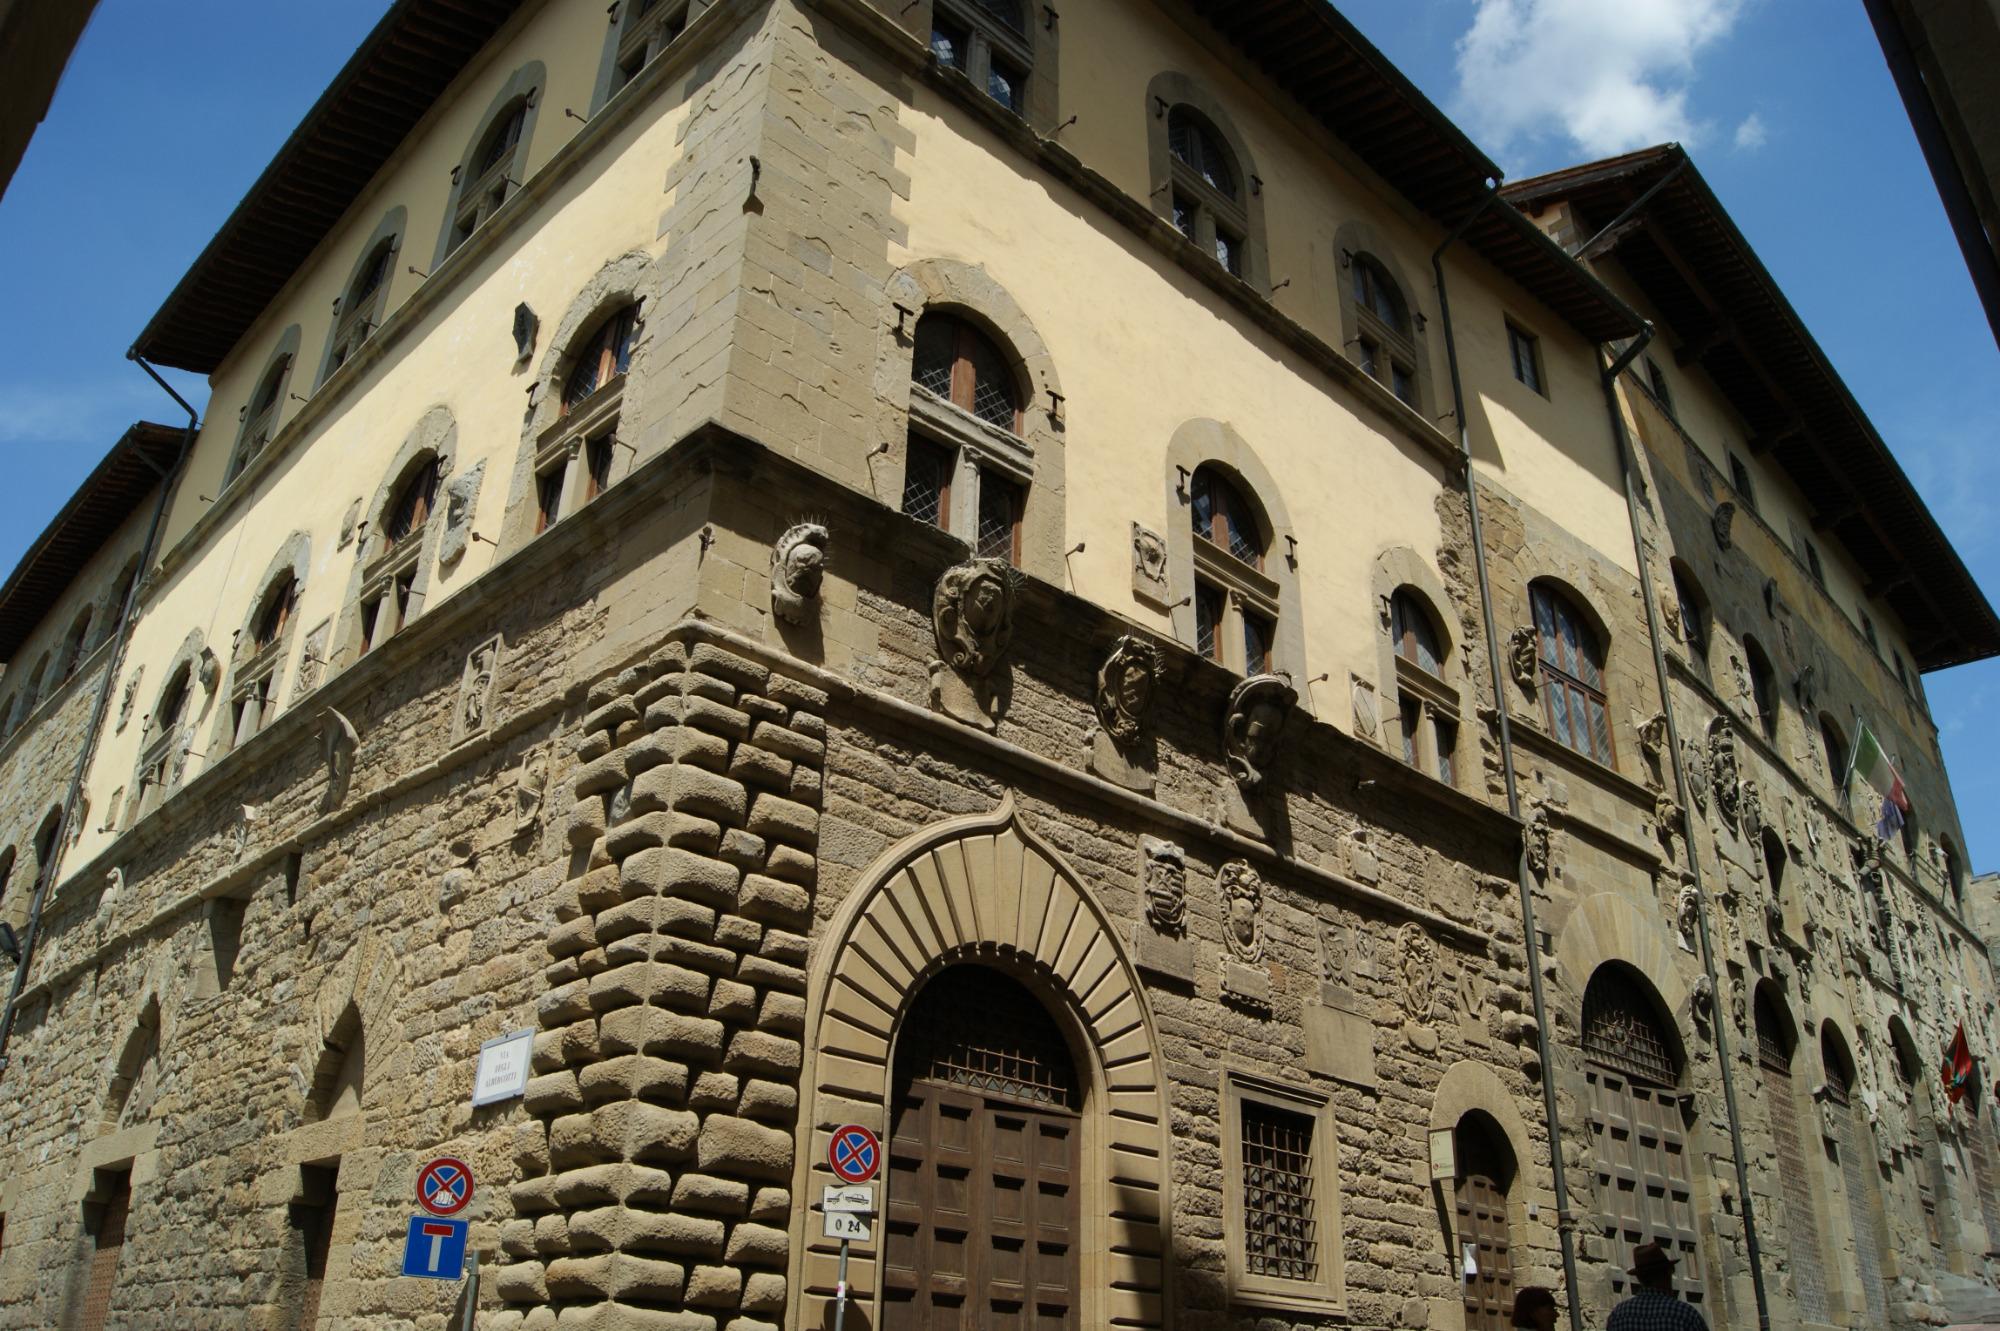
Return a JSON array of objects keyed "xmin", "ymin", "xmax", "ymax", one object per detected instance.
[
  {"xmin": 1599, "ymin": 331, "xmax": 1773, "ymax": 1331},
  {"xmin": 1431, "ymin": 190, "xmax": 1588, "ymax": 1331},
  {"xmin": 0, "ymin": 354, "xmax": 196, "ymax": 1086}
]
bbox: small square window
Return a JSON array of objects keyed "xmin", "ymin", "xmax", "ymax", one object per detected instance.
[{"xmin": 1507, "ymin": 321, "xmax": 1543, "ymax": 395}]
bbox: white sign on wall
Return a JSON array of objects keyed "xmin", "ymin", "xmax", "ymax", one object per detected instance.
[{"xmin": 472, "ymin": 1028, "xmax": 534, "ymax": 1106}]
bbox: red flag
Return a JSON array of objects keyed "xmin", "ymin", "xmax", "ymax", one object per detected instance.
[{"xmin": 1943, "ymin": 1022, "xmax": 1976, "ymax": 1113}]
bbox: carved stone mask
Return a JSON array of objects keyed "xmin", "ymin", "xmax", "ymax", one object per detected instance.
[
  {"xmin": 771, "ymin": 521, "xmax": 831, "ymax": 625},
  {"xmin": 1095, "ymin": 635, "xmax": 1161, "ymax": 745},
  {"xmin": 1224, "ymin": 673, "xmax": 1297, "ymax": 790},
  {"xmin": 933, "ymin": 557, "xmax": 1016, "ymax": 678}
]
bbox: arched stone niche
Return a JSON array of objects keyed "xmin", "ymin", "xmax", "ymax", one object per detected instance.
[
  {"xmin": 299, "ymin": 933, "xmax": 402, "ymax": 1122},
  {"xmin": 1161, "ymin": 417, "xmax": 1309, "ymax": 698},
  {"xmin": 876, "ymin": 257, "xmax": 1068, "ymax": 583},
  {"xmin": 795, "ymin": 797, "xmax": 1170, "ymax": 1328}
]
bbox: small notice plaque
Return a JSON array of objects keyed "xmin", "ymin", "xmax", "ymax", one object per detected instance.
[{"xmin": 473, "ymin": 1028, "xmax": 534, "ymax": 1106}]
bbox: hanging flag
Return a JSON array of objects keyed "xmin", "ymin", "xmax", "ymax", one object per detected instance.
[
  {"xmin": 1848, "ymin": 720, "xmax": 1911, "ymax": 840},
  {"xmin": 1943, "ymin": 1022, "xmax": 1975, "ymax": 1113}
]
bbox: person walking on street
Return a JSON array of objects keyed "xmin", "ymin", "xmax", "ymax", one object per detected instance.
[{"xmin": 1606, "ymin": 1240, "xmax": 1709, "ymax": 1331}]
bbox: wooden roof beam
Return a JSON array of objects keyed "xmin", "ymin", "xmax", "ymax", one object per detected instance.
[{"xmin": 1749, "ymin": 420, "xmax": 1805, "ymax": 455}]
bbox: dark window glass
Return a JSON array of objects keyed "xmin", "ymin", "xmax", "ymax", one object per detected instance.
[
  {"xmin": 536, "ymin": 467, "xmax": 564, "ymax": 534},
  {"xmin": 1745, "ymin": 638, "xmax": 1779, "ymax": 739},
  {"xmin": 1168, "ymin": 109, "xmax": 1236, "ymax": 199},
  {"xmin": 1507, "ymin": 323, "xmax": 1541, "ymax": 394},
  {"xmin": 1531, "ymin": 583, "xmax": 1613, "ymax": 765},
  {"xmin": 1583, "ymin": 968, "xmax": 1680, "ymax": 1088},
  {"xmin": 1243, "ymin": 610, "xmax": 1273, "ymax": 674},
  {"xmin": 1821, "ymin": 715, "xmax": 1849, "ymax": 792},
  {"xmin": 1353, "ymin": 258, "xmax": 1406, "ymax": 331},
  {"xmin": 930, "ymin": 15, "xmax": 969, "ymax": 70},
  {"xmin": 1391, "ymin": 591, "xmax": 1443, "ymax": 675},
  {"xmin": 1190, "ymin": 467, "xmax": 1264, "ymax": 569},
  {"xmin": 563, "ymin": 305, "xmax": 638, "ymax": 412},
  {"xmin": 901, "ymin": 436, "xmax": 952, "ymax": 530},
  {"xmin": 253, "ymin": 577, "xmax": 295, "ymax": 650},
  {"xmin": 384, "ymin": 457, "xmax": 441, "ymax": 546},
  {"xmin": 586, "ymin": 434, "xmax": 614, "ymax": 500},
  {"xmin": 975, "ymin": 469, "xmax": 1021, "ymax": 564},
  {"xmin": 1195, "ymin": 583, "xmax": 1224, "ymax": 662},
  {"xmin": 1672, "ymin": 564, "xmax": 1707, "ymax": 659},
  {"xmin": 1399, "ymin": 697, "xmax": 1420, "ymax": 767},
  {"xmin": 1729, "ymin": 453, "xmax": 1757, "ymax": 513},
  {"xmin": 1646, "ymin": 357, "xmax": 1674, "ymax": 414},
  {"xmin": 1435, "ymin": 719, "xmax": 1456, "ymax": 786},
  {"xmin": 909, "ymin": 313, "xmax": 1019, "ymax": 432}
]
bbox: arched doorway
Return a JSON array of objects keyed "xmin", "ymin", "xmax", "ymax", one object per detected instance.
[
  {"xmin": 1754, "ymin": 983, "xmax": 1829, "ymax": 1322},
  {"xmin": 882, "ymin": 964, "xmax": 1081, "ymax": 1328},
  {"xmin": 1455, "ymin": 1111, "xmax": 1517, "ymax": 1330},
  {"xmin": 1580, "ymin": 964, "xmax": 1704, "ymax": 1307}
]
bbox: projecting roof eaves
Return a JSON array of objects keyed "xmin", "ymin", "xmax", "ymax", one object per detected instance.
[
  {"xmin": 0, "ymin": 422, "xmax": 185, "ymax": 665},
  {"xmin": 130, "ymin": 0, "xmax": 525, "ymax": 374},
  {"xmin": 1504, "ymin": 145, "xmax": 2000, "ymax": 671}
]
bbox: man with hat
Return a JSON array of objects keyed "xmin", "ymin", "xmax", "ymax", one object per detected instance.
[{"xmin": 1607, "ymin": 1240, "xmax": 1709, "ymax": 1330}]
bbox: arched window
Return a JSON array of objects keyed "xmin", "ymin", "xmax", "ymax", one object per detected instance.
[
  {"xmin": 1189, "ymin": 466, "xmax": 1275, "ymax": 673},
  {"xmin": 1901, "ymin": 808, "xmax": 1921, "ymax": 867},
  {"xmin": 325, "ymin": 235, "xmax": 395, "ymax": 378},
  {"xmin": 1350, "ymin": 256, "xmax": 1417, "ymax": 407},
  {"xmin": 562, "ymin": 305, "xmax": 638, "ymax": 412},
  {"xmin": 1943, "ymin": 838, "xmax": 1965, "ymax": 908},
  {"xmin": 1819, "ymin": 713, "xmax": 1849, "ymax": 799},
  {"xmin": 361, "ymin": 457, "xmax": 441, "ymax": 654},
  {"xmin": 1581, "ymin": 965, "xmax": 1701, "ymax": 1306},
  {"xmin": 1391, "ymin": 588, "xmax": 1456, "ymax": 785},
  {"xmin": 232, "ymin": 354, "xmax": 290, "ymax": 480},
  {"xmin": 137, "ymin": 663, "xmax": 192, "ymax": 817},
  {"xmin": 14, "ymin": 654, "xmax": 48, "ymax": 726},
  {"xmin": 1670, "ymin": 560, "xmax": 1708, "ymax": 664},
  {"xmin": 904, "ymin": 312, "xmax": 1028, "ymax": 564},
  {"xmin": 887, "ymin": 965, "xmax": 1080, "ymax": 1324},
  {"xmin": 1761, "ymin": 827, "xmax": 1787, "ymax": 896},
  {"xmin": 105, "ymin": 1003, "xmax": 163, "ymax": 1129},
  {"xmin": 1530, "ymin": 582, "xmax": 1612, "ymax": 765},
  {"xmin": 1167, "ymin": 106, "xmax": 1248, "ymax": 277},
  {"xmin": 930, "ymin": 0, "xmax": 1032, "ymax": 115},
  {"xmin": 1391, "ymin": 590, "xmax": 1442, "ymax": 675},
  {"xmin": 1744, "ymin": 636, "xmax": 1779, "ymax": 740},
  {"xmin": 446, "ymin": 97, "xmax": 528, "ymax": 256},
  {"xmin": 229, "ymin": 573, "xmax": 298, "ymax": 748},
  {"xmin": 58, "ymin": 607, "xmax": 94, "ymax": 683},
  {"xmin": 1454, "ymin": 1112, "xmax": 1517, "ymax": 1330},
  {"xmin": 0, "ymin": 847, "xmax": 14, "ymax": 909},
  {"xmin": 253, "ymin": 575, "xmax": 296, "ymax": 651},
  {"xmin": 1754, "ymin": 984, "xmax": 1830, "ymax": 1321}
]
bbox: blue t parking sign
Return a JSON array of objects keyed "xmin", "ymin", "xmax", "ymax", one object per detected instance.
[{"xmin": 402, "ymin": 1215, "xmax": 469, "ymax": 1280}]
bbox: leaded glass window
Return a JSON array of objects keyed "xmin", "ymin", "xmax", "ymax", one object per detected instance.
[{"xmin": 1532, "ymin": 582, "xmax": 1613, "ymax": 765}]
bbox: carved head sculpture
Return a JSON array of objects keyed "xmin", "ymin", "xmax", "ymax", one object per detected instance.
[
  {"xmin": 1223, "ymin": 673, "xmax": 1298, "ymax": 790},
  {"xmin": 1676, "ymin": 881, "xmax": 1702, "ymax": 948},
  {"xmin": 1096, "ymin": 635, "xmax": 1161, "ymax": 745},
  {"xmin": 1508, "ymin": 625, "xmax": 1539, "ymax": 693},
  {"xmin": 1218, "ymin": 860, "xmax": 1263, "ymax": 963},
  {"xmin": 771, "ymin": 521, "xmax": 831, "ymax": 625},
  {"xmin": 933, "ymin": 557, "xmax": 1015, "ymax": 678}
]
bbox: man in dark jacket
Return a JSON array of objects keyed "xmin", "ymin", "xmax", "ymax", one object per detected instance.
[{"xmin": 1606, "ymin": 1241, "xmax": 1710, "ymax": 1331}]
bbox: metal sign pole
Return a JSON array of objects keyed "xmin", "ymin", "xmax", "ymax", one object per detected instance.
[
  {"xmin": 833, "ymin": 1237, "xmax": 850, "ymax": 1331},
  {"xmin": 460, "ymin": 1249, "xmax": 479, "ymax": 1331}
]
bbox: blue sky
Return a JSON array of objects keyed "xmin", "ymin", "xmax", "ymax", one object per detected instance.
[{"xmin": 2, "ymin": 0, "xmax": 1996, "ymax": 867}]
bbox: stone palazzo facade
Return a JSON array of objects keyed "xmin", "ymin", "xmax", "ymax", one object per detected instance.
[{"xmin": 0, "ymin": 3, "xmax": 1994, "ymax": 1331}]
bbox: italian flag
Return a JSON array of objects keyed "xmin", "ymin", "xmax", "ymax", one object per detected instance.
[{"xmin": 1848, "ymin": 720, "xmax": 1911, "ymax": 840}]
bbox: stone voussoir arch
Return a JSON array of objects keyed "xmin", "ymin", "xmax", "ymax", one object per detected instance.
[
  {"xmin": 298, "ymin": 932, "xmax": 403, "ymax": 1114},
  {"xmin": 796, "ymin": 795, "xmax": 1169, "ymax": 1329},
  {"xmin": 1553, "ymin": 889, "xmax": 1698, "ymax": 1036}
]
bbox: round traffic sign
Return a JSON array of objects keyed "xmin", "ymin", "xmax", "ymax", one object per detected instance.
[
  {"xmin": 416, "ymin": 1156, "xmax": 475, "ymax": 1217},
  {"xmin": 828, "ymin": 1124, "xmax": 881, "ymax": 1184}
]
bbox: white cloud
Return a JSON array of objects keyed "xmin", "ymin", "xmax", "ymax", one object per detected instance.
[
  {"xmin": 1452, "ymin": 0, "xmax": 1746, "ymax": 160},
  {"xmin": 1733, "ymin": 111, "xmax": 1768, "ymax": 150}
]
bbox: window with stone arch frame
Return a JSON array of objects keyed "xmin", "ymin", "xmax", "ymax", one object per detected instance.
[
  {"xmin": 225, "ymin": 572, "xmax": 299, "ymax": 750},
  {"xmin": 1188, "ymin": 466, "xmax": 1278, "ymax": 675},
  {"xmin": 136, "ymin": 663, "xmax": 193, "ymax": 819},
  {"xmin": 603, "ymin": 0, "xmax": 698, "ymax": 105},
  {"xmin": 1389, "ymin": 588, "xmax": 1456, "ymax": 785},
  {"xmin": 1165, "ymin": 104, "xmax": 1250, "ymax": 278},
  {"xmin": 902, "ymin": 310, "xmax": 1030, "ymax": 566},
  {"xmin": 1669, "ymin": 558, "xmax": 1709, "ymax": 668},
  {"xmin": 1529, "ymin": 581, "xmax": 1613, "ymax": 765},
  {"xmin": 1349, "ymin": 254, "xmax": 1419, "ymax": 408},
  {"xmin": 1743, "ymin": 634, "xmax": 1780, "ymax": 741},
  {"xmin": 354, "ymin": 453, "xmax": 443, "ymax": 658},
  {"xmin": 231, "ymin": 352, "xmax": 292, "ymax": 481},
  {"xmin": 530, "ymin": 302, "xmax": 639, "ymax": 538},
  {"xmin": 445, "ymin": 94, "xmax": 530, "ymax": 259},
  {"xmin": 324, "ymin": 233, "xmax": 396, "ymax": 381}
]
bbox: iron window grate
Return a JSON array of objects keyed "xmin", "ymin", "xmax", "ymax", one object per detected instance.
[{"xmin": 1242, "ymin": 1101, "xmax": 1318, "ymax": 1282}]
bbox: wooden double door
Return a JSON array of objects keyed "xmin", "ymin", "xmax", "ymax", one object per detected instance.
[{"xmin": 879, "ymin": 965, "xmax": 1083, "ymax": 1330}]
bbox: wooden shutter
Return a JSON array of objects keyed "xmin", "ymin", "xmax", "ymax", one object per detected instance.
[{"xmin": 1456, "ymin": 1170, "xmax": 1512, "ymax": 1330}]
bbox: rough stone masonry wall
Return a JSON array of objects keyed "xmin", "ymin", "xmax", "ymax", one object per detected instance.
[
  {"xmin": 498, "ymin": 636, "xmax": 825, "ymax": 1331},
  {"xmin": 0, "ymin": 642, "xmax": 117, "ymax": 935}
]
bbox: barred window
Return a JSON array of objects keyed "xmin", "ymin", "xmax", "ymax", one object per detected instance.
[
  {"xmin": 1242, "ymin": 1101, "xmax": 1318, "ymax": 1282},
  {"xmin": 1583, "ymin": 968, "xmax": 1680, "ymax": 1088},
  {"xmin": 896, "ymin": 965, "xmax": 1077, "ymax": 1110}
]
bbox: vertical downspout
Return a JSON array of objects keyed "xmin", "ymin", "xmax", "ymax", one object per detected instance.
[
  {"xmin": 1600, "ymin": 334, "xmax": 1772, "ymax": 1330},
  {"xmin": 0, "ymin": 354, "xmax": 195, "ymax": 1086},
  {"xmin": 1432, "ymin": 191, "xmax": 1587, "ymax": 1331}
]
